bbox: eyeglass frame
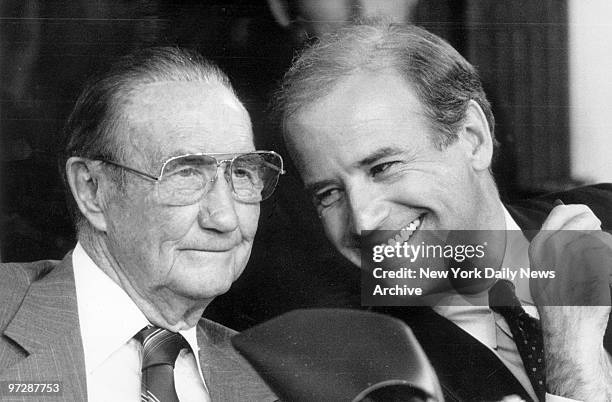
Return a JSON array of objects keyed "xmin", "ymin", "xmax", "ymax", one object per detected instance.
[{"xmin": 95, "ymin": 150, "xmax": 286, "ymax": 203}]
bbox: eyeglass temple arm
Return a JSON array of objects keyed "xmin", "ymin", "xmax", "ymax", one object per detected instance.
[
  {"xmin": 263, "ymin": 161, "xmax": 286, "ymax": 175},
  {"xmin": 100, "ymin": 160, "xmax": 160, "ymax": 182}
]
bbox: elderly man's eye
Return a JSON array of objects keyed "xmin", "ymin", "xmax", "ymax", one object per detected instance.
[
  {"xmin": 234, "ymin": 168, "xmax": 247, "ymax": 177},
  {"xmin": 314, "ymin": 188, "xmax": 343, "ymax": 208},
  {"xmin": 173, "ymin": 166, "xmax": 201, "ymax": 177},
  {"xmin": 234, "ymin": 167, "xmax": 257, "ymax": 178}
]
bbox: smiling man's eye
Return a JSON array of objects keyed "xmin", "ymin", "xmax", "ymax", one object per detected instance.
[
  {"xmin": 314, "ymin": 188, "xmax": 343, "ymax": 208},
  {"xmin": 370, "ymin": 161, "xmax": 398, "ymax": 176}
]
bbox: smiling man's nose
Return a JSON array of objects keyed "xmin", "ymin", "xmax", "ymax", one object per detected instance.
[
  {"xmin": 198, "ymin": 173, "xmax": 240, "ymax": 233},
  {"xmin": 347, "ymin": 189, "xmax": 389, "ymax": 236}
]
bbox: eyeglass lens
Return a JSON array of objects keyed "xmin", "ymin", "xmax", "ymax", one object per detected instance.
[{"xmin": 157, "ymin": 152, "xmax": 282, "ymax": 205}]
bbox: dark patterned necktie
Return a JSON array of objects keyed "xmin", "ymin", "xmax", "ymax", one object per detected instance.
[
  {"xmin": 135, "ymin": 325, "xmax": 189, "ymax": 402},
  {"xmin": 489, "ymin": 280, "xmax": 546, "ymax": 401}
]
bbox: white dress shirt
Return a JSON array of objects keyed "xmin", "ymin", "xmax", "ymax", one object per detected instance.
[
  {"xmin": 433, "ymin": 207, "xmax": 578, "ymax": 402},
  {"xmin": 72, "ymin": 243, "xmax": 211, "ymax": 402}
]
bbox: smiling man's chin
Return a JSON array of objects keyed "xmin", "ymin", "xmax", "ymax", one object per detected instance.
[{"xmin": 343, "ymin": 250, "xmax": 362, "ymax": 268}]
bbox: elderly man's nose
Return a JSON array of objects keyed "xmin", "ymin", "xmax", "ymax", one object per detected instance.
[{"xmin": 198, "ymin": 174, "xmax": 240, "ymax": 232}]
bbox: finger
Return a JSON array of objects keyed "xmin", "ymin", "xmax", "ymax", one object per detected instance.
[
  {"xmin": 540, "ymin": 204, "xmax": 601, "ymax": 231},
  {"xmin": 557, "ymin": 211, "xmax": 602, "ymax": 231},
  {"xmin": 531, "ymin": 227, "xmax": 607, "ymax": 270}
]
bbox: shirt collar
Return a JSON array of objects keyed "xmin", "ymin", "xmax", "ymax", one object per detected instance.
[
  {"xmin": 73, "ymin": 243, "xmax": 200, "ymax": 374},
  {"xmin": 433, "ymin": 205, "xmax": 536, "ymax": 351},
  {"xmin": 501, "ymin": 206, "xmax": 535, "ymax": 306},
  {"xmin": 433, "ymin": 297, "xmax": 497, "ymax": 349}
]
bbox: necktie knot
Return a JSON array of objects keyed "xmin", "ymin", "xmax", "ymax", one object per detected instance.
[
  {"xmin": 135, "ymin": 325, "xmax": 189, "ymax": 402},
  {"xmin": 136, "ymin": 326, "xmax": 188, "ymax": 369},
  {"xmin": 489, "ymin": 280, "xmax": 524, "ymax": 316}
]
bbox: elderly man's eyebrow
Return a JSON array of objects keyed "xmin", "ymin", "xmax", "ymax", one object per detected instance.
[
  {"xmin": 356, "ymin": 146, "xmax": 405, "ymax": 167},
  {"xmin": 166, "ymin": 149, "xmax": 200, "ymax": 158},
  {"xmin": 154, "ymin": 150, "xmax": 203, "ymax": 165}
]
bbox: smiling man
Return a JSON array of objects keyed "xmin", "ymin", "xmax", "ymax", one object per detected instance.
[
  {"xmin": 0, "ymin": 48, "xmax": 281, "ymax": 401},
  {"xmin": 276, "ymin": 21, "xmax": 612, "ymax": 401}
]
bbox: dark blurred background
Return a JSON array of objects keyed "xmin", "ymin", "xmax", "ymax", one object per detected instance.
[{"xmin": 1, "ymin": 0, "xmax": 591, "ymax": 329}]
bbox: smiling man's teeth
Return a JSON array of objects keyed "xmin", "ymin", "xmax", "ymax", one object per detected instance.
[{"xmin": 388, "ymin": 217, "xmax": 422, "ymax": 245}]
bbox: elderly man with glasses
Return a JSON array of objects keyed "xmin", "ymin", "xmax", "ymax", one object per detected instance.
[{"xmin": 0, "ymin": 47, "xmax": 281, "ymax": 402}]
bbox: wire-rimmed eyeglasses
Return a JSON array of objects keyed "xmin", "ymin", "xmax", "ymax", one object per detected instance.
[{"xmin": 98, "ymin": 151, "xmax": 285, "ymax": 205}]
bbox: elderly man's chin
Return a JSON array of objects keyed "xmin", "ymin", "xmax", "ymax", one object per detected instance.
[{"xmin": 169, "ymin": 249, "xmax": 249, "ymax": 299}]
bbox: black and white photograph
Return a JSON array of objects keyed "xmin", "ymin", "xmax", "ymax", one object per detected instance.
[{"xmin": 1, "ymin": 1, "xmax": 612, "ymax": 401}]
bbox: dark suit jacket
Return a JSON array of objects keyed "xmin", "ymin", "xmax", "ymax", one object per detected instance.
[
  {"xmin": 378, "ymin": 184, "xmax": 612, "ymax": 402},
  {"xmin": 0, "ymin": 252, "xmax": 276, "ymax": 402}
]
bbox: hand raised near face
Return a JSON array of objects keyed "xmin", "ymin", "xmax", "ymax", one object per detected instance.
[
  {"xmin": 528, "ymin": 202, "xmax": 612, "ymax": 400},
  {"xmin": 529, "ymin": 202, "xmax": 611, "ymax": 307}
]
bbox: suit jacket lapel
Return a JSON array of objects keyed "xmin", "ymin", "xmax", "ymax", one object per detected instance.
[
  {"xmin": 197, "ymin": 320, "xmax": 276, "ymax": 401},
  {"xmin": 378, "ymin": 307, "xmax": 534, "ymax": 402},
  {"xmin": 2, "ymin": 253, "xmax": 88, "ymax": 401}
]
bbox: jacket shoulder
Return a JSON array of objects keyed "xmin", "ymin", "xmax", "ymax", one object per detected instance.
[
  {"xmin": 197, "ymin": 318, "xmax": 277, "ymax": 401},
  {"xmin": 198, "ymin": 317, "xmax": 237, "ymax": 344},
  {"xmin": 509, "ymin": 183, "xmax": 612, "ymax": 229},
  {"xmin": 0, "ymin": 260, "xmax": 59, "ymax": 331}
]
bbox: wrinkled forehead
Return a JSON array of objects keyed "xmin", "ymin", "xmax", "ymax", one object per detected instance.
[
  {"xmin": 283, "ymin": 70, "xmax": 428, "ymax": 169},
  {"xmin": 119, "ymin": 80, "xmax": 254, "ymax": 165}
]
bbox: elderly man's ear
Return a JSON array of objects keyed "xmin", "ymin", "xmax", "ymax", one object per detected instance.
[
  {"xmin": 66, "ymin": 157, "xmax": 109, "ymax": 232},
  {"xmin": 459, "ymin": 100, "xmax": 494, "ymax": 172}
]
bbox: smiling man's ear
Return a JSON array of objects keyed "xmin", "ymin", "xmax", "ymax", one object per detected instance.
[
  {"xmin": 459, "ymin": 100, "xmax": 494, "ymax": 171},
  {"xmin": 66, "ymin": 157, "xmax": 109, "ymax": 232}
]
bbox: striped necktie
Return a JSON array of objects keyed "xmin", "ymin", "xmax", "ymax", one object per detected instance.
[
  {"xmin": 489, "ymin": 280, "xmax": 546, "ymax": 401},
  {"xmin": 135, "ymin": 325, "xmax": 189, "ymax": 402}
]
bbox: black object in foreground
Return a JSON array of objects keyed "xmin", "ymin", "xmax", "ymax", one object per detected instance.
[{"xmin": 232, "ymin": 309, "xmax": 444, "ymax": 402}]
